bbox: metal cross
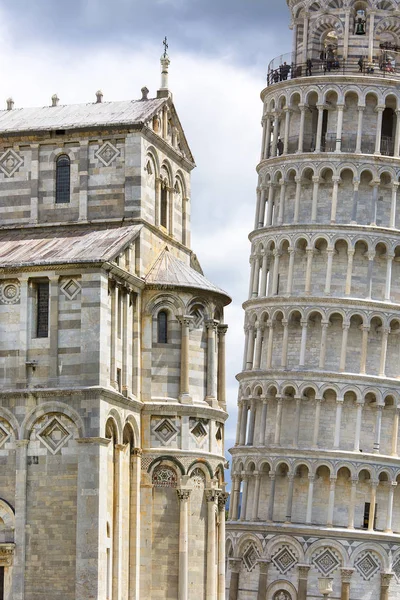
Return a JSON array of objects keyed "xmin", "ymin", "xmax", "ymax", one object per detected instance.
[{"xmin": 163, "ymin": 36, "xmax": 169, "ymax": 57}]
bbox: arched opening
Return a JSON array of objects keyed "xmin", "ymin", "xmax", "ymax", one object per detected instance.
[
  {"xmin": 160, "ymin": 181, "xmax": 168, "ymax": 229},
  {"xmin": 55, "ymin": 155, "xmax": 71, "ymax": 204},
  {"xmin": 157, "ymin": 310, "xmax": 168, "ymax": 344}
]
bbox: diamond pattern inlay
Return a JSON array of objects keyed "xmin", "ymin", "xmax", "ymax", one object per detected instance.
[
  {"xmin": 0, "ymin": 149, "xmax": 23, "ymax": 177},
  {"xmin": 393, "ymin": 557, "xmax": 400, "ymax": 582},
  {"xmin": 60, "ymin": 279, "xmax": 81, "ymax": 300},
  {"xmin": 0, "ymin": 424, "xmax": 10, "ymax": 448},
  {"xmin": 355, "ymin": 551, "xmax": 380, "ymax": 581},
  {"xmin": 313, "ymin": 548, "xmax": 340, "ymax": 576},
  {"xmin": 38, "ymin": 417, "xmax": 72, "ymax": 454},
  {"xmin": 95, "ymin": 141, "xmax": 120, "ymax": 167},
  {"xmin": 243, "ymin": 543, "xmax": 259, "ymax": 572},
  {"xmin": 191, "ymin": 421, "xmax": 207, "ymax": 441},
  {"xmin": 272, "ymin": 546, "xmax": 297, "ymax": 575},
  {"xmin": 154, "ymin": 419, "xmax": 178, "ymax": 444}
]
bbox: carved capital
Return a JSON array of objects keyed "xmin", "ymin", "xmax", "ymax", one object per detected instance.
[
  {"xmin": 298, "ymin": 564, "xmax": 311, "ymax": 580},
  {"xmin": 177, "ymin": 489, "xmax": 191, "ymax": 502},
  {"xmin": 217, "ymin": 492, "xmax": 229, "ymax": 511},
  {"xmin": 0, "ymin": 545, "xmax": 14, "ymax": 567},
  {"xmin": 177, "ymin": 315, "xmax": 194, "ymax": 328},
  {"xmin": 132, "ymin": 447, "xmax": 143, "ymax": 458},
  {"xmin": 229, "ymin": 557, "xmax": 242, "ymax": 573},
  {"xmin": 205, "ymin": 489, "xmax": 218, "ymax": 503},
  {"xmin": 340, "ymin": 568, "xmax": 354, "ymax": 583},
  {"xmin": 381, "ymin": 573, "xmax": 394, "ymax": 588}
]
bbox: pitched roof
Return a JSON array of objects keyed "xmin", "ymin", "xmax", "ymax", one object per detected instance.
[
  {"xmin": 0, "ymin": 98, "xmax": 166, "ymax": 134},
  {"xmin": 0, "ymin": 224, "xmax": 141, "ymax": 268},
  {"xmin": 145, "ymin": 248, "xmax": 231, "ymax": 302}
]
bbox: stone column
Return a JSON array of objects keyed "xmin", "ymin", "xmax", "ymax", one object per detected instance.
[
  {"xmin": 49, "ymin": 276, "xmax": 60, "ymax": 384},
  {"xmin": 356, "ymin": 106, "xmax": 365, "ymax": 153},
  {"xmin": 368, "ymin": 11, "xmax": 376, "ymax": 61},
  {"xmin": 306, "ymin": 476, "xmax": 314, "ymax": 524},
  {"xmin": 370, "ymin": 182, "xmax": 379, "ymax": 226},
  {"xmin": 217, "ymin": 493, "xmax": 228, "ymax": 600},
  {"xmin": 283, "ymin": 108, "xmax": 291, "ymax": 154},
  {"xmin": 334, "ymin": 399, "xmax": 344, "ymax": 448},
  {"xmin": 260, "ymin": 120, "xmax": 267, "ymax": 162},
  {"xmin": 324, "ymin": 248, "xmax": 335, "ymax": 294},
  {"xmin": 305, "ymin": 247, "xmax": 314, "ymax": 295},
  {"xmin": 274, "ymin": 398, "xmax": 283, "ymax": 445},
  {"xmin": 206, "ymin": 320, "xmax": 218, "ymax": 405},
  {"xmin": 239, "ymin": 401, "xmax": 248, "ymax": 446},
  {"xmin": 297, "ymin": 105, "xmax": 306, "ymax": 153},
  {"xmin": 373, "ymin": 405, "xmax": 384, "ymax": 452},
  {"xmin": 239, "ymin": 476, "xmax": 249, "ymax": 522},
  {"xmin": 277, "ymin": 180, "xmax": 286, "ymax": 224},
  {"xmin": 335, "ymin": 104, "xmax": 345, "ymax": 152},
  {"xmin": 266, "ymin": 183, "xmax": 274, "ymax": 226},
  {"xmin": 260, "ymin": 399, "xmax": 268, "ymax": 445},
  {"xmin": 299, "ymin": 320, "xmax": 308, "ymax": 367},
  {"xmin": 340, "ymin": 568, "xmax": 354, "ymax": 600},
  {"xmin": 385, "ymin": 254, "xmax": 394, "ymax": 301},
  {"xmin": 110, "ymin": 281, "xmax": 118, "ymax": 389},
  {"xmin": 286, "ymin": 247, "xmax": 295, "ymax": 296},
  {"xmin": 360, "ymin": 326, "xmax": 370, "ymax": 374},
  {"xmin": 129, "ymin": 448, "xmax": 141, "ymax": 600},
  {"xmin": 285, "ymin": 474, "xmax": 295, "ymax": 522},
  {"xmin": 319, "ymin": 321, "xmax": 329, "ymax": 369},
  {"xmin": 351, "ymin": 180, "xmax": 360, "ymax": 223},
  {"xmin": 380, "ymin": 573, "xmax": 394, "ymax": 600},
  {"xmin": 395, "ymin": 110, "xmax": 400, "ymax": 158},
  {"xmin": 168, "ymin": 186, "xmax": 174, "ymax": 235},
  {"xmin": 178, "ymin": 316, "xmax": 193, "ymax": 403},
  {"xmin": 264, "ymin": 115, "xmax": 272, "ymax": 159},
  {"xmin": 375, "ymin": 106, "xmax": 384, "ymax": 155},
  {"xmin": 281, "ymin": 319, "xmax": 289, "ymax": 368},
  {"xmin": 235, "ymin": 402, "xmax": 243, "ymax": 446},
  {"xmin": 343, "ymin": 9, "xmax": 350, "ymax": 58},
  {"xmin": 271, "ymin": 112, "xmax": 280, "ymax": 157},
  {"xmin": 354, "ymin": 402, "xmax": 364, "ymax": 451},
  {"xmin": 368, "ymin": 482, "xmax": 378, "ymax": 531},
  {"xmin": 391, "ymin": 407, "xmax": 399, "ymax": 456},
  {"xmin": 228, "ymin": 558, "xmax": 241, "ymax": 600},
  {"xmin": 315, "ymin": 105, "xmax": 325, "ymax": 152},
  {"xmin": 13, "ymin": 440, "xmax": 28, "ymax": 600},
  {"xmin": 257, "ymin": 187, "xmax": 266, "ymax": 229},
  {"xmin": 271, "ymin": 250, "xmax": 281, "ymax": 295},
  {"xmin": 112, "ymin": 444, "xmax": 124, "ymax": 600},
  {"xmin": 348, "ymin": 479, "xmax": 358, "ymax": 529},
  {"xmin": 345, "ymin": 248, "xmax": 355, "ymax": 295},
  {"xmin": 379, "ymin": 329, "xmax": 389, "ymax": 377},
  {"xmin": 242, "ymin": 327, "xmax": 250, "ymax": 371},
  {"xmin": 254, "ymin": 324, "xmax": 264, "ymax": 370},
  {"xmin": 260, "ymin": 251, "xmax": 269, "ymax": 297},
  {"xmin": 252, "ymin": 474, "xmax": 261, "ymax": 520},
  {"xmin": 339, "ymin": 325, "xmax": 349, "ymax": 372},
  {"xmin": 294, "ymin": 176, "xmax": 302, "ymax": 223},
  {"xmin": 267, "ymin": 473, "xmax": 276, "ymax": 521},
  {"xmin": 385, "ymin": 483, "xmax": 396, "ymax": 533},
  {"xmin": 230, "ymin": 476, "xmax": 241, "ymax": 521},
  {"xmin": 302, "ymin": 13, "xmax": 309, "ymax": 64},
  {"xmin": 266, "ymin": 320, "xmax": 274, "ymax": 369},
  {"xmin": 330, "ymin": 176, "xmax": 341, "ymax": 223},
  {"xmin": 257, "ymin": 560, "xmax": 270, "ymax": 600},
  {"xmin": 246, "ymin": 326, "xmax": 255, "ymax": 370},
  {"xmin": 298, "ymin": 565, "xmax": 311, "ymax": 600},
  {"xmin": 247, "ymin": 400, "xmax": 256, "ymax": 446},
  {"xmin": 248, "ymin": 256, "xmax": 256, "ymax": 300},
  {"xmin": 252, "ymin": 255, "xmax": 261, "ymax": 297},
  {"xmin": 206, "ymin": 490, "xmax": 218, "ymax": 600},
  {"xmin": 366, "ymin": 252, "xmax": 375, "ymax": 299},
  {"xmin": 293, "ymin": 397, "xmax": 302, "ymax": 447},
  {"xmin": 217, "ymin": 325, "xmax": 228, "ymax": 409},
  {"xmin": 313, "ymin": 398, "xmax": 322, "ymax": 447},
  {"xmin": 177, "ymin": 490, "xmax": 191, "ymax": 600},
  {"xmin": 311, "ymin": 176, "xmax": 320, "ymax": 223},
  {"xmin": 390, "ymin": 182, "xmax": 399, "ymax": 228},
  {"xmin": 327, "ymin": 477, "xmax": 337, "ymax": 526},
  {"xmin": 122, "ymin": 289, "xmax": 129, "ymax": 396}
]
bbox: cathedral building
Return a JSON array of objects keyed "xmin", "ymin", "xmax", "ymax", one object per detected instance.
[
  {"xmin": 0, "ymin": 50, "xmax": 230, "ymax": 600},
  {"xmin": 227, "ymin": 1, "xmax": 400, "ymax": 599}
]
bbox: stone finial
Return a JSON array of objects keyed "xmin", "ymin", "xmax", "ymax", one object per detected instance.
[
  {"xmin": 141, "ymin": 86, "xmax": 149, "ymax": 101},
  {"xmin": 96, "ymin": 90, "xmax": 103, "ymax": 103},
  {"xmin": 6, "ymin": 98, "xmax": 14, "ymax": 111},
  {"xmin": 51, "ymin": 94, "xmax": 59, "ymax": 107}
]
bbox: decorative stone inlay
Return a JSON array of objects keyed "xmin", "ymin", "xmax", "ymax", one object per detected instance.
[
  {"xmin": 60, "ymin": 278, "xmax": 81, "ymax": 300},
  {"xmin": 271, "ymin": 546, "xmax": 298, "ymax": 575},
  {"xmin": 154, "ymin": 418, "xmax": 178, "ymax": 444},
  {"xmin": 392, "ymin": 557, "xmax": 400, "ymax": 582},
  {"xmin": 152, "ymin": 466, "xmax": 177, "ymax": 488},
  {"xmin": 191, "ymin": 420, "xmax": 207, "ymax": 441},
  {"xmin": 190, "ymin": 468, "xmax": 206, "ymax": 489},
  {"xmin": 354, "ymin": 551, "xmax": 381, "ymax": 581},
  {"xmin": 0, "ymin": 149, "xmax": 23, "ymax": 177},
  {"xmin": 95, "ymin": 141, "xmax": 120, "ymax": 167},
  {"xmin": 190, "ymin": 306, "xmax": 205, "ymax": 329},
  {"xmin": 0, "ymin": 424, "xmax": 10, "ymax": 449},
  {"xmin": 37, "ymin": 417, "xmax": 72, "ymax": 455},
  {"xmin": 273, "ymin": 591, "xmax": 291, "ymax": 600},
  {"xmin": 313, "ymin": 548, "xmax": 341, "ymax": 576},
  {"xmin": 0, "ymin": 280, "xmax": 21, "ymax": 305},
  {"xmin": 243, "ymin": 543, "xmax": 259, "ymax": 572}
]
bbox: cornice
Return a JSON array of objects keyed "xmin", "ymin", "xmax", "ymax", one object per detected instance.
[
  {"xmin": 249, "ymin": 222, "xmax": 400, "ymax": 242},
  {"xmin": 141, "ymin": 401, "xmax": 228, "ymax": 422},
  {"xmin": 243, "ymin": 294, "xmax": 400, "ymax": 313}
]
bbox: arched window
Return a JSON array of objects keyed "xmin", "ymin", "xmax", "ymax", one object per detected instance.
[
  {"xmin": 157, "ymin": 310, "xmax": 168, "ymax": 343},
  {"xmin": 56, "ymin": 155, "xmax": 71, "ymax": 203},
  {"xmin": 160, "ymin": 182, "xmax": 168, "ymax": 228}
]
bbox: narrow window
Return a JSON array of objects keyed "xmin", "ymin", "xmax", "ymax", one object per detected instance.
[
  {"xmin": 36, "ymin": 282, "xmax": 49, "ymax": 338},
  {"xmin": 116, "ymin": 368, "xmax": 122, "ymax": 393},
  {"xmin": 161, "ymin": 184, "xmax": 168, "ymax": 228},
  {"xmin": 157, "ymin": 310, "xmax": 168, "ymax": 343},
  {"xmin": 56, "ymin": 155, "xmax": 71, "ymax": 203}
]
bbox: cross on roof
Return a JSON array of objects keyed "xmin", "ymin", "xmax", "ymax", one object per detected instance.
[{"xmin": 163, "ymin": 36, "xmax": 169, "ymax": 57}]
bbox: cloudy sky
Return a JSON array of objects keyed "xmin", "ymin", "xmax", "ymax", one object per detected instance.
[{"xmin": 0, "ymin": 0, "xmax": 292, "ymax": 482}]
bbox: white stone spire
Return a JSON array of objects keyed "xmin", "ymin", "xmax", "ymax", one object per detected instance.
[{"xmin": 158, "ymin": 36, "xmax": 171, "ymax": 98}]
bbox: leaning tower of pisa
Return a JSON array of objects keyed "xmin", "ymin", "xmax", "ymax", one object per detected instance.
[{"xmin": 226, "ymin": 1, "xmax": 400, "ymax": 599}]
